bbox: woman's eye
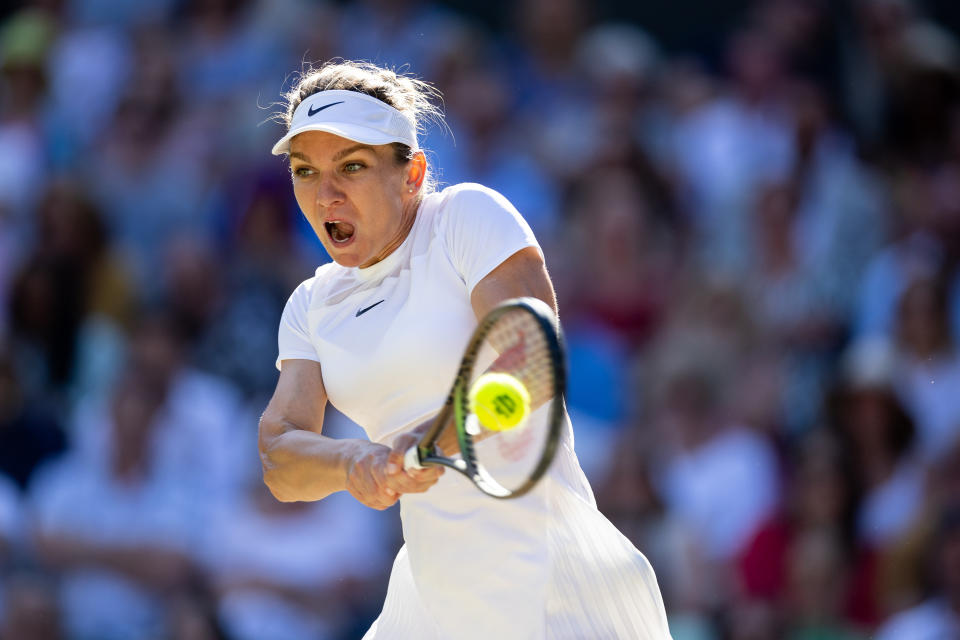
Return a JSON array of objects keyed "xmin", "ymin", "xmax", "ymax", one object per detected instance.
[
  {"xmin": 293, "ymin": 164, "xmax": 317, "ymax": 178},
  {"xmin": 344, "ymin": 162, "xmax": 364, "ymax": 173}
]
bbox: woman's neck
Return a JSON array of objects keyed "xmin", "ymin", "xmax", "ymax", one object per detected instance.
[{"xmin": 360, "ymin": 197, "xmax": 420, "ymax": 269}]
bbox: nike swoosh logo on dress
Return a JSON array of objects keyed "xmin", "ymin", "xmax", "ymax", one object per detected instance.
[{"xmin": 356, "ymin": 300, "xmax": 386, "ymax": 317}]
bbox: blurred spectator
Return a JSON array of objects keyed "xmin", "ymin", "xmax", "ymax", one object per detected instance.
[
  {"xmin": 507, "ymin": 0, "xmax": 596, "ymax": 181},
  {"xmin": 783, "ymin": 529, "xmax": 866, "ymax": 640},
  {"xmin": 831, "ymin": 337, "xmax": 923, "ymax": 549},
  {"xmin": 160, "ymin": 235, "xmax": 224, "ymax": 345},
  {"xmin": 0, "ymin": 9, "xmax": 54, "ymax": 224},
  {"xmin": 44, "ymin": 18, "xmax": 131, "ymax": 168},
  {"xmin": 7, "ymin": 180, "xmax": 133, "ymax": 414},
  {"xmin": 732, "ymin": 429, "xmax": 864, "ymax": 639},
  {"xmin": 29, "ymin": 363, "xmax": 202, "ymax": 640},
  {"xmin": 891, "ymin": 275, "xmax": 960, "ymax": 462},
  {"xmin": 743, "ymin": 178, "xmax": 847, "ymax": 433},
  {"xmin": 201, "ymin": 481, "xmax": 393, "ymax": 640},
  {"xmin": 822, "ymin": 336, "xmax": 928, "ymax": 627},
  {"xmin": 337, "ymin": 0, "xmax": 466, "ymax": 80},
  {"xmin": 0, "ymin": 8, "xmax": 56, "ymax": 340},
  {"xmin": 876, "ymin": 437, "xmax": 960, "ymax": 619},
  {"xmin": 558, "ymin": 168, "xmax": 678, "ymax": 348},
  {"xmin": 744, "ymin": 181, "xmax": 833, "ymax": 347},
  {"xmin": 784, "ymin": 79, "xmax": 887, "ymax": 325},
  {"xmin": 69, "ymin": 311, "xmax": 246, "ymax": 503},
  {"xmin": 34, "ymin": 180, "xmax": 134, "ymax": 329},
  {"xmin": 737, "ymin": 430, "xmax": 857, "ymax": 604},
  {"xmin": 178, "ymin": 0, "xmax": 281, "ymax": 101},
  {"xmin": 509, "ymin": 0, "xmax": 592, "ymax": 108},
  {"xmin": 575, "ymin": 22, "xmax": 663, "ymax": 154},
  {"xmin": 854, "ymin": 159, "xmax": 960, "ymax": 346},
  {"xmin": 87, "ymin": 26, "xmax": 216, "ymax": 286},
  {"xmin": 651, "ymin": 332, "xmax": 781, "ymax": 564},
  {"xmin": 667, "ymin": 27, "xmax": 795, "ymax": 276},
  {"xmin": 8, "ymin": 256, "xmax": 84, "ymax": 400},
  {"xmin": 840, "ymin": 0, "xmax": 960, "ymax": 157}
]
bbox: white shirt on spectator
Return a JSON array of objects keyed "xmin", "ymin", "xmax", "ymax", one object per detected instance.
[
  {"xmin": 896, "ymin": 351, "xmax": 960, "ymax": 462},
  {"xmin": 876, "ymin": 598, "xmax": 960, "ymax": 640},
  {"xmin": 202, "ymin": 486, "xmax": 392, "ymax": 640},
  {"xmin": 28, "ymin": 448, "xmax": 196, "ymax": 639},
  {"xmin": 856, "ymin": 458, "xmax": 925, "ymax": 547},
  {"xmin": 660, "ymin": 426, "xmax": 781, "ymax": 560}
]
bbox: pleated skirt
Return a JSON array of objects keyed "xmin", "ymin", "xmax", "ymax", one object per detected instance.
[{"xmin": 363, "ymin": 421, "xmax": 672, "ymax": 640}]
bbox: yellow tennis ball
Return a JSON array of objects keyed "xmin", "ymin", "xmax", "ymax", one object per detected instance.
[{"xmin": 469, "ymin": 373, "xmax": 531, "ymax": 431}]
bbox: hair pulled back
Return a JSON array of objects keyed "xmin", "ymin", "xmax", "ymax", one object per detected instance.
[{"xmin": 280, "ymin": 60, "xmax": 445, "ymax": 194}]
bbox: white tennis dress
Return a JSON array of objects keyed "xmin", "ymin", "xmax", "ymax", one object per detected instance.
[{"xmin": 277, "ymin": 183, "xmax": 672, "ymax": 639}]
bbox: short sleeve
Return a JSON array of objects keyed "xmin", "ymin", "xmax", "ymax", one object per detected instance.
[
  {"xmin": 276, "ymin": 280, "xmax": 322, "ymax": 371},
  {"xmin": 439, "ymin": 184, "xmax": 542, "ymax": 293}
]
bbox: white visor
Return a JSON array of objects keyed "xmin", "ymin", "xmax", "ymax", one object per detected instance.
[{"xmin": 271, "ymin": 89, "xmax": 418, "ymax": 156}]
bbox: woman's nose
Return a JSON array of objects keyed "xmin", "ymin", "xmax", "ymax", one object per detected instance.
[{"xmin": 315, "ymin": 175, "xmax": 345, "ymax": 208}]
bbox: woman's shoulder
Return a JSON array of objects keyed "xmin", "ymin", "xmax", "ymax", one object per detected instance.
[
  {"xmin": 430, "ymin": 182, "xmax": 513, "ymax": 212},
  {"xmin": 284, "ymin": 261, "xmax": 342, "ymax": 305},
  {"xmin": 424, "ymin": 183, "xmax": 521, "ymax": 236}
]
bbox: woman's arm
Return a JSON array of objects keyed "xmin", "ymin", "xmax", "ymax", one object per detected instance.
[
  {"xmin": 470, "ymin": 246, "xmax": 557, "ymax": 319},
  {"xmin": 258, "ymin": 359, "xmax": 370, "ymax": 504},
  {"xmin": 259, "ymin": 359, "xmax": 441, "ymax": 507}
]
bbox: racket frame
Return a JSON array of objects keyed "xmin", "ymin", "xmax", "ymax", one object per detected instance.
[{"xmin": 403, "ymin": 297, "xmax": 566, "ymax": 499}]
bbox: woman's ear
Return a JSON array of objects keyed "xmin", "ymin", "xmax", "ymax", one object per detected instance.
[{"xmin": 405, "ymin": 151, "xmax": 427, "ymax": 192}]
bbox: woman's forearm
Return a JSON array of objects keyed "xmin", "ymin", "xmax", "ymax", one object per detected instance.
[{"xmin": 260, "ymin": 420, "xmax": 370, "ymax": 502}]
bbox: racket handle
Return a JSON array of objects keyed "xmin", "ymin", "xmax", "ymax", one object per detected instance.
[{"xmin": 403, "ymin": 445, "xmax": 424, "ymax": 470}]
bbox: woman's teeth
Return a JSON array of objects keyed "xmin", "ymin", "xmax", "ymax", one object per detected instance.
[{"xmin": 325, "ymin": 221, "xmax": 355, "ymax": 243}]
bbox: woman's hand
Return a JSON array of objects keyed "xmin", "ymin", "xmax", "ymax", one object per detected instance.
[
  {"xmin": 384, "ymin": 428, "xmax": 445, "ymax": 497},
  {"xmin": 345, "ymin": 442, "xmax": 402, "ymax": 510},
  {"xmin": 345, "ymin": 432, "xmax": 444, "ymax": 510}
]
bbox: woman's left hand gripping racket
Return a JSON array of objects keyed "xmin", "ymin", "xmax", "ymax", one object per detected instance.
[{"xmin": 403, "ymin": 297, "xmax": 566, "ymax": 499}]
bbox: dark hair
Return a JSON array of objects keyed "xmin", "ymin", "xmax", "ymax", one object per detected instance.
[{"xmin": 279, "ymin": 60, "xmax": 445, "ymax": 193}]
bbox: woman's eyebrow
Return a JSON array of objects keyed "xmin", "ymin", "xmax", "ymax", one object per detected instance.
[
  {"xmin": 289, "ymin": 151, "xmax": 310, "ymax": 162},
  {"xmin": 332, "ymin": 144, "xmax": 376, "ymax": 162}
]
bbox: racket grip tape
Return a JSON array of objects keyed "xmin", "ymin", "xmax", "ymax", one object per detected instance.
[{"xmin": 403, "ymin": 445, "xmax": 425, "ymax": 470}]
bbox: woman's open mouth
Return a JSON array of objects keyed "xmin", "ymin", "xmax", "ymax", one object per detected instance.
[{"xmin": 324, "ymin": 220, "xmax": 356, "ymax": 246}]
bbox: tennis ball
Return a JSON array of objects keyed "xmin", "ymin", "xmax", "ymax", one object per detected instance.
[{"xmin": 469, "ymin": 373, "xmax": 531, "ymax": 431}]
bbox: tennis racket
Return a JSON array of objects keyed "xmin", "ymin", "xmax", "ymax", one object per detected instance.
[{"xmin": 403, "ymin": 296, "xmax": 566, "ymax": 499}]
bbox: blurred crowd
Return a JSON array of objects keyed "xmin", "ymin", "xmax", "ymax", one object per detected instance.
[{"xmin": 1, "ymin": 0, "xmax": 960, "ymax": 638}]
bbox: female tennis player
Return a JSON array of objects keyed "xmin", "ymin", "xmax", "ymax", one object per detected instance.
[{"xmin": 258, "ymin": 60, "xmax": 672, "ymax": 639}]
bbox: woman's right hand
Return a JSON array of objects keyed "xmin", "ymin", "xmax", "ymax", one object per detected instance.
[
  {"xmin": 345, "ymin": 435, "xmax": 445, "ymax": 510},
  {"xmin": 345, "ymin": 442, "xmax": 402, "ymax": 510}
]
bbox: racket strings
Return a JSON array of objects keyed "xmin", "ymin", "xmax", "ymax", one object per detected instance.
[
  {"xmin": 483, "ymin": 309, "xmax": 555, "ymax": 410},
  {"xmin": 470, "ymin": 308, "xmax": 556, "ymax": 485}
]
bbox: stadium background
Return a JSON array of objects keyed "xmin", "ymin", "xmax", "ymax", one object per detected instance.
[{"xmin": 1, "ymin": 0, "xmax": 960, "ymax": 638}]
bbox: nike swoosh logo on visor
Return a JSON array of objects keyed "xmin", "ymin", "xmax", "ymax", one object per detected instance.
[
  {"xmin": 355, "ymin": 300, "xmax": 386, "ymax": 317},
  {"xmin": 308, "ymin": 101, "xmax": 344, "ymax": 116}
]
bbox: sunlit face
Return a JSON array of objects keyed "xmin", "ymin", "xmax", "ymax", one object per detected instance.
[{"xmin": 288, "ymin": 130, "xmax": 423, "ymax": 268}]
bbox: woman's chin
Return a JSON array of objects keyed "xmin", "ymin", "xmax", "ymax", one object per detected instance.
[
  {"xmin": 330, "ymin": 253, "xmax": 363, "ymax": 268},
  {"xmin": 325, "ymin": 239, "xmax": 366, "ymax": 268}
]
